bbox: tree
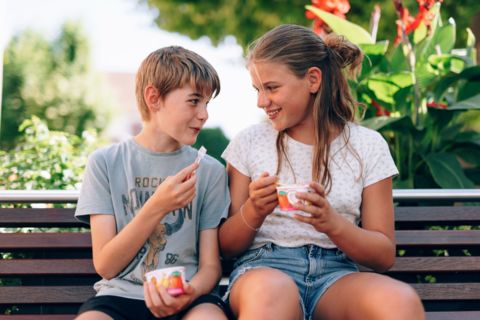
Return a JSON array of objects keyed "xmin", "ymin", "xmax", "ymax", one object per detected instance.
[
  {"xmin": 141, "ymin": 0, "xmax": 480, "ymax": 49},
  {"xmin": 1, "ymin": 21, "xmax": 114, "ymax": 149}
]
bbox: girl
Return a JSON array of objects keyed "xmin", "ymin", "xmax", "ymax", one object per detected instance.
[{"xmin": 219, "ymin": 24, "xmax": 425, "ymax": 320}]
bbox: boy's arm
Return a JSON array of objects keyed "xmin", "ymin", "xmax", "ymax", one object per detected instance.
[
  {"xmin": 90, "ymin": 162, "xmax": 199, "ymax": 280},
  {"xmin": 187, "ymin": 228, "xmax": 222, "ymax": 298},
  {"xmin": 90, "ymin": 212, "xmax": 165, "ymax": 280}
]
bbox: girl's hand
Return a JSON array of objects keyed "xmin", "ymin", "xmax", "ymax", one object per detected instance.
[
  {"xmin": 248, "ymin": 172, "xmax": 279, "ymax": 218},
  {"xmin": 144, "ymin": 281, "xmax": 196, "ymax": 318},
  {"xmin": 144, "ymin": 163, "xmax": 199, "ymax": 219},
  {"xmin": 292, "ymin": 182, "xmax": 343, "ymax": 235}
]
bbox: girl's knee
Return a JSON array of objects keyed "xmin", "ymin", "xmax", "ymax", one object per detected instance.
[
  {"xmin": 230, "ymin": 268, "xmax": 302, "ymax": 320},
  {"xmin": 233, "ymin": 268, "xmax": 298, "ymax": 300},
  {"xmin": 359, "ymin": 280, "xmax": 425, "ymax": 319}
]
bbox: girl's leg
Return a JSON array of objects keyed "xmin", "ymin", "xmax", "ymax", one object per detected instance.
[
  {"xmin": 229, "ymin": 268, "xmax": 303, "ymax": 320},
  {"xmin": 182, "ymin": 302, "xmax": 228, "ymax": 320},
  {"xmin": 313, "ymin": 272, "xmax": 425, "ymax": 320}
]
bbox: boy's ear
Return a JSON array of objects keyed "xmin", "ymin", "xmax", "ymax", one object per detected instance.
[
  {"xmin": 306, "ymin": 67, "xmax": 322, "ymax": 94},
  {"xmin": 144, "ymin": 85, "xmax": 162, "ymax": 112}
]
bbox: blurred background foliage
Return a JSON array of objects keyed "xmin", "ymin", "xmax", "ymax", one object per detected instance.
[
  {"xmin": 1, "ymin": 21, "xmax": 114, "ymax": 150},
  {"xmin": 141, "ymin": 0, "xmax": 480, "ymax": 49},
  {"xmin": 1, "ymin": 1, "xmax": 479, "ymax": 191}
]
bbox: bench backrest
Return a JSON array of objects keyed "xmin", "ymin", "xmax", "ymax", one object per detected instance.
[{"xmin": 1, "ymin": 190, "xmax": 480, "ymax": 319}]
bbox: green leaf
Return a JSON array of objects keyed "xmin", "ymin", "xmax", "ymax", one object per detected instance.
[
  {"xmin": 305, "ymin": 5, "xmax": 374, "ymax": 45},
  {"xmin": 366, "ymin": 72, "xmax": 414, "ymax": 104},
  {"xmin": 361, "ymin": 116, "xmax": 407, "ymax": 131},
  {"xmin": 448, "ymin": 93, "xmax": 480, "ymax": 110},
  {"xmin": 425, "ymin": 153, "xmax": 475, "ymax": 188},
  {"xmin": 466, "ymin": 28, "xmax": 477, "ymax": 65}
]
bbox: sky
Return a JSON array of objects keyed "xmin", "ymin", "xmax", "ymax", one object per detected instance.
[{"xmin": 1, "ymin": 0, "xmax": 265, "ymax": 140}]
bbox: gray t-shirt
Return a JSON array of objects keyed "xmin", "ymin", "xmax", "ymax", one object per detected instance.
[{"xmin": 75, "ymin": 138, "xmax": 230, "ymax": 300}]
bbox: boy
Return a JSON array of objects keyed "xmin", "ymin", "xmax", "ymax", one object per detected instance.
[{"xmin": 75, "ymin": 46, "xmax": 231, "ymax": 320}]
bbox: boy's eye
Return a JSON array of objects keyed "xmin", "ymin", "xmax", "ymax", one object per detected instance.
[{"xmin": 189, "ymin": 99, "xmax": 200, "ymax": 105}]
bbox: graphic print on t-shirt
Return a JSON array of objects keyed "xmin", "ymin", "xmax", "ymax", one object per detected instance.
[{"xmin": 116, "ymin": 176, "xmax": 193, "ymax": 281}]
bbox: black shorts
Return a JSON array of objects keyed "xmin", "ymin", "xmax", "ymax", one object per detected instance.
[{"xmin": 77, "ymin": 294, "xmax": 234, "ymax": 320}]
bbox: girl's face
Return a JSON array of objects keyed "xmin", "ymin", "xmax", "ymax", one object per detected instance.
[{"xmin": 249, "ymin": 62, "xmax": 320, "ymax": 134}]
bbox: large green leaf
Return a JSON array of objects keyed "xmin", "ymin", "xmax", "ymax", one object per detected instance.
[
  {"xmin": 425, "ymin": 152, "xmax": 475, "ymax": 188},
  {"xmin": 361, "ymin": 115, "xmax": 407, "ymax": 131},
  {"xmin": 448, "ymin": 93, "xmax": 480, "ymax": 110},
  {"xmin": 366, "ymin": 72, "xmax": 414, "ymax": 104},
  {"xmin": 305, "ymin": 5, "xmax": 374, "ymax": 45}
]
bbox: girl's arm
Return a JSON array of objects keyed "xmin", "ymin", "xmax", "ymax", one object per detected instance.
[
  {"xmin": 219, "ymin": 164, "xmax": 278, "ymax": 258},
  {"xmin": 295, "ymin": 177, "xmax": 396, "ymax": 272}
]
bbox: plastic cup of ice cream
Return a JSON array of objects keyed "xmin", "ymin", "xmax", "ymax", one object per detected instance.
[
  {"xmin": 145, "ymin": 266, "xmax": 186, "ymax": 296},
  {"xmin": 276, "ymin": 184, "xmax": 313, "ymax": 215}
]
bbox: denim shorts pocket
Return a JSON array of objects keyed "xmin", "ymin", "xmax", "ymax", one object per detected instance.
[{"xmin": 233, "ymin": 245, "xmax": 267, "ymax": 268}]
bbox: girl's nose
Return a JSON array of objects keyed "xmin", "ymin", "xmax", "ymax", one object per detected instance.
[{"xmin": 257, "ymin": 90, "xmax": 271, "ymax": 108}]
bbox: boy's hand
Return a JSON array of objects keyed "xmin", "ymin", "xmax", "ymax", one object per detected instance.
[
  {"xmin": 144, "ymin": 163, "xmax": 199, "ymax": 218},
  {"xmin": 248, "ymin": 172, "xmax": 279, "ymax": 218},
  {"xmin": 144, "ymin": 281, "xmax": 196, "ymax": 318}
]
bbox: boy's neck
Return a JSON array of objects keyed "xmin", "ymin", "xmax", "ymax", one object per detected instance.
[{"xmin": 134, "ymin": 127, "xmax": 182, "ymax": 153}]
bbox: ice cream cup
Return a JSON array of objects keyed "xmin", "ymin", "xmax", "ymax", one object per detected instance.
[
  {"xmin": 145, "ymin": 266, "xmax": 186, "ymax": 297},
  {"xmin": 276, "ymin": 184, "xmax": 313, "ymax": 214}
]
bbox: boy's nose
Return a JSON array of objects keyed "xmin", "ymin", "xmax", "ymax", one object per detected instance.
[{"xmin": 197, "ymin": 105, "xmax": 208, "ymax": 121}]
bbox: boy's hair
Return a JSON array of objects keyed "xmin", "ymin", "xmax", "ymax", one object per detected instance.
[
  {"xmin": 247, "ymin": 24, "xmax": 363, "ymax": 192},
  {"xmin": 135, "ymin": 46, "xmax": 220, "ymax": 121}
]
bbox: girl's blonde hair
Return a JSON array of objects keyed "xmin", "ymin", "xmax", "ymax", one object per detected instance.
[
  {"xmin": 135, "ymin": 46, "xmax": 220, "ymax": 121},
  {"xmin": 247, "ymin": 24, "xmax": 363, "ymax": 192}
]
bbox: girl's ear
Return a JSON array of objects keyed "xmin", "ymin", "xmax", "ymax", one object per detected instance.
[
  {"xmin": 144, "ymin": 85, "xmax": 162, "ymax": 112},
  {"xmin": 306, "ymin": 67, "xmax": 322, "ymax": 94}
]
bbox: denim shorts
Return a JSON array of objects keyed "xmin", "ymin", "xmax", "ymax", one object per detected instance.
[{"xmin": 224, "ymin": 242, "xmax": 358, "ymax": 320}]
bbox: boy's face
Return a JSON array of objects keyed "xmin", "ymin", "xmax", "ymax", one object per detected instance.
[{"xmin": 153, "ymin": 84, "xmax": 210, "ymax": 146}]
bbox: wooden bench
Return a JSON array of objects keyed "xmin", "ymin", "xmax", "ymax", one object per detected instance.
[{"xmin": 1, "ymin": 190, "xmax": 480, "ymax": 319}]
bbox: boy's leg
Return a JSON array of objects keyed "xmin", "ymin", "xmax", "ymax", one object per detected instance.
[
  {"xmin": 76, "ymin": 295, "xmax": 156, "ymax": 320},
  {"xmin": 313, "ymin": 272, "xmax": 425, "ymax": 320},
  {"xmin": 229, "ymin": 268, "xmax": 303, "ymax": 320}
]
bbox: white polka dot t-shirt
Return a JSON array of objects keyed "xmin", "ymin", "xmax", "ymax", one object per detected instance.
[{"xmin": 222, "ymin": 121, "xmax": 398, "ymax": 249}]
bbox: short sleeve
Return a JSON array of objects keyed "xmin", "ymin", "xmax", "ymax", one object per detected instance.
[
  {"xmin": 199, "ymin": 165, "xmax": 230, "ymax": 230},
  {"xmin": 75, "ymin": 149, "xmax": 114, "ymax": 224},
  {"xmin": 221, "ymin": 128, "xmax": 251, "ymax": 177},
  {"xmin": 363, "ymin": 132, "xmax": 399, "ymax": 187}
]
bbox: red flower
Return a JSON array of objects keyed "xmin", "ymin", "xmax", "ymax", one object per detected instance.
[
  {"xmin": 394, "ymin": 0, "xmax": 442, "ymax": 44},
  {"xmin": 371, "ymin": 99, "xmax": 391, "ymax": 116},
  {"xmin": 427, "ymin": 101, "xmax": 448, "ymax": 109},
  {"xmin": 306, "ymin": 0, "xmax": 351, "ymax": 36}
]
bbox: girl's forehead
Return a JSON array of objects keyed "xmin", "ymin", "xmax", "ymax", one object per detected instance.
[{"xmin": 249, "ymin": 62, "xmax": 294, "ymax": 82}]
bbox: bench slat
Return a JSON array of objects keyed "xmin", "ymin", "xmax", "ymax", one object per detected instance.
[
  {"xmin": 0, "ymin": 208, "xmax": 80, "ymax": 227},
  {"xmin": 2, "ymin": 230, "xmax": 480, "ymax": 250},
  {"xmin": 0, "ymin": 259, "xmax": 95, "ymax": 275},
  {"xmin": 411, "ymin": 283, "xmax": 480, "ymax": 300},
  {"xmin": 0, "ymin": 233, "xmax": 91, "ymax": 249},
  {"xmin": 0, "ymin": 316, "xmax": 76, "ymax": 320},
  {"xmin": 0, "ymin": 286, "xmax": 95, "ymax": 304},
  {"xmin": 395, "ymin": 207, "xmax": 480, "ymax": 223},
  {"xmin": 360, "ymin": 256, "xmax": 480, "ymax": 273},
  {"xmin": 396, "ymin": 230, "xmax": 480, "ymax": 246},
  {"xmin": 426, "ymin": 311, "xmax": 480, "ymax": 320}
]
